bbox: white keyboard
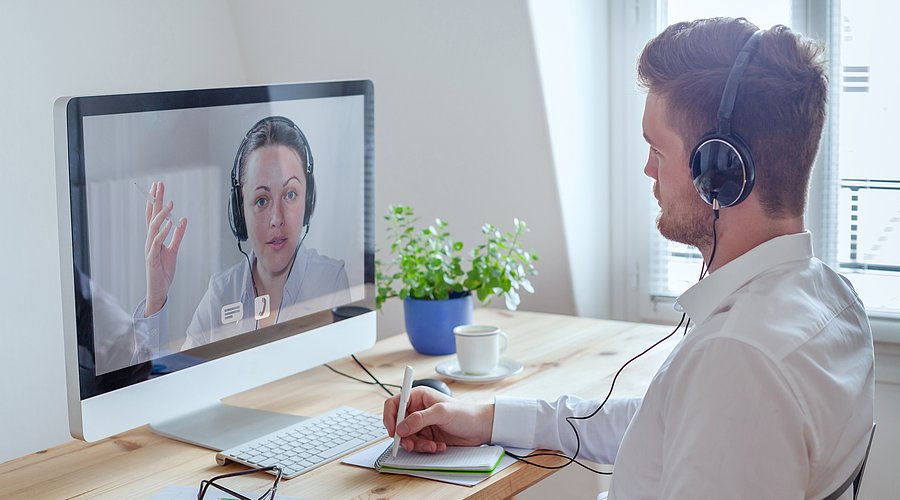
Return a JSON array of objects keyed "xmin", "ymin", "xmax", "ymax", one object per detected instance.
[{"xmin": 216, "ymin": 406, "xmax": 386, "ymax": 479}]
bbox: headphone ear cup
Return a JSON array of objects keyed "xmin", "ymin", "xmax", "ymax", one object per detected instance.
[
  {"xmin": 229, "ymin": 185, "xmax": 248, "ymax": 241},
  {"xmin": 690, "ymin": 133, "xmax": 755, "ymax": 207}
]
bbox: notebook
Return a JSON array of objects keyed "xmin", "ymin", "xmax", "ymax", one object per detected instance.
[{"xmin": 374, "ymin": 444, "xmax": 506, "ymax": 476}]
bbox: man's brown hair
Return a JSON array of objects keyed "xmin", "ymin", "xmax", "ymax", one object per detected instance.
[{"xmin": 638, "ymin": 17, "xmax": 827, "ymax": 218}]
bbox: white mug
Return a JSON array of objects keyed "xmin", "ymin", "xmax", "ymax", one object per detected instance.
[{"xmin": 453, "ymin": 324, "xmax": 509, "ymax": 375}]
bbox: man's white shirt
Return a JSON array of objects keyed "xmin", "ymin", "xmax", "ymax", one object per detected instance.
[{"xmin": 491, "ymin": 232, "xmax": 874, "ymax": 499}]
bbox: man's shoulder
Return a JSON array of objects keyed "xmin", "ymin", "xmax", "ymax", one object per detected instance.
[{"xmin": 701, "ymin": 257, "xmax": 866, "ymax": 359}]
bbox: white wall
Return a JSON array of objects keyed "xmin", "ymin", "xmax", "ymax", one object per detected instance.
[
  {"xmin": 528, "ymin": 0, "xmax": 612, "ymax": 319},
  {"xmin": 0, "ymin": 0, "xmax": 576, "ymax": 463},
  {"xmin": 225, "ymin": 0, "xmax": 577, "ymax": 339},
  {"xmin": 0, "ymin": 0, "xmax": 250, "ymax": 464}
]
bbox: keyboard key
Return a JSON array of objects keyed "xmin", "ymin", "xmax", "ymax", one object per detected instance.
[{"xmin": 319, "ymin": 438, "xmax": 366, "ymax": 460}]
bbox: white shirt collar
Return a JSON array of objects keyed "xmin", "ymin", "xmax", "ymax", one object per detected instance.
[{"xmin": 675, "ymin": 231, "xmax": 814, "ymax": 324}]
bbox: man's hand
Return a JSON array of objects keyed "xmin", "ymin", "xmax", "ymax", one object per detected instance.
[{"xmin": 383, "ymin": 386, "xmax": 494, "ymax": 453}]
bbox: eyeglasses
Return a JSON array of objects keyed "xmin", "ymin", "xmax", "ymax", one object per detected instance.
[{"xmin": 197, "ymin": 465, "xmax": 283, "ymax": 500}]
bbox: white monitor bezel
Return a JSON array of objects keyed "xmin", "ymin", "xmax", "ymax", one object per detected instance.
[{"xmin": 54, "ymin": 81, "xmax": 376, "ymax": 442}]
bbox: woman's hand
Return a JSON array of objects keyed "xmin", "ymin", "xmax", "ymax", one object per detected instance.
[
  {"xmin": 383, "ymin": 387, "xmax": 494, "ymax": 453},
  {"xmin": 143, "ymin": 181, "xmax": 187, "ymax": 317}
]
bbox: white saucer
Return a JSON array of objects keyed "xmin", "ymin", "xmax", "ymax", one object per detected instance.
[{"xmin": 435, "ymin": 358, "xmax": 524, "ymax": 383}]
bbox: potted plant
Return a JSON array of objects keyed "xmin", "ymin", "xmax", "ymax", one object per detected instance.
[{"xmin": 376, "ymin": 205, "xmax": 539, "ymax": 355}]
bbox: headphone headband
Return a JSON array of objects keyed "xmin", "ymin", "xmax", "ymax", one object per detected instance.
[
  {"xmin": 228, "ymin": 116, "xmax": 316, "ymax": 241},
  {"xmin": 689, "ymin": 29, "xmax": 764, "ymax": 208},
  {"xmin": 716, "ymin": 30, "xmax": 764, "ymax": 135},
  {"xmin": 231, "ymin": 116, "xmax": 314, "ymax": 185}
]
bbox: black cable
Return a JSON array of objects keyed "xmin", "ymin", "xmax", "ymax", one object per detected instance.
[
  {"xmin": 323, "ymin": 361, "xmax": 401, "ymax": 395},
  {"xmin": 351, "ymin": 354, "xmax": 396, "ymax": 397},
  {"xmin": 507, "ymin": 205, "xmax": 720, "ymax": 473},
  {"xmin": 241, "ymin": 225, "xmax": 310, "ymax": 329},
  {"xmin": 237, "ymin": 241, "xmax": 259, "ymax": 298},
  {"xmin": 323, "ymin": 354, "xmax": 398, "ymax": 397},
  {"xmin": 704, "ymin": 205, "xmax": 720, "ymax": 279},
  {"xmin": 505, "ymin": 313, "xmax": 688, "ymax": 473}
]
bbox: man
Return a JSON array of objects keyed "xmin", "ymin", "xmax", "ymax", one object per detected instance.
[{"xmin": 383, "ymin": 17, "xmax": 874, "ymax": 499}]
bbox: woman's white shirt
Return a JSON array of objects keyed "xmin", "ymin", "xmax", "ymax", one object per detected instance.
[{"xmin": 132, "ymin": 246, "xmax": 350, "ymax": 359}]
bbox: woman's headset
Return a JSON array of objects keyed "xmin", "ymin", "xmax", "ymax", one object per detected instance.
[
  {"xmin": 689, "ymin": 30, "xmax": 764, "ymax": 208},
  {"xmin": 228, "ymin": 116, "xmax": 316, "ymax": 241}
]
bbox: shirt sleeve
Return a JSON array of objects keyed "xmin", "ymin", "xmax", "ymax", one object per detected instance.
[
  {"xmin": 491, "ymin": 395, "xmax": 642, "ymax": 464},
  {"xmin": 89, "ymin": 284, "xmax": 139, "ymax": 374},
  {"xmin": 131, "ymin": 298, "xmax": 170, "ymax": 364},
  {"xmin": 659, "ymin": 337, "xmax": 808, "ymax": 499}
]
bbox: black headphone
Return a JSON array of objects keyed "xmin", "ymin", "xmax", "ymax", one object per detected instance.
[
  {"xmin": 689, "ymin": 30, "xmax": 764, "ymax": 208},
  {"xmin": 228, "ymin": 116, "xmax": 316, "ymax": 241}
]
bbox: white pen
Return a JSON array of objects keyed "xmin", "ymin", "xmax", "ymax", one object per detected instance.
[{"xmin": 391, "ymin": 365, "xmax": 415, "ymax": 458}]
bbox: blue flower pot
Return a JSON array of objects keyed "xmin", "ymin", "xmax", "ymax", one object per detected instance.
[{"xmin": 403, "ymin": 293, "xmax": 473, "ymax": 355}]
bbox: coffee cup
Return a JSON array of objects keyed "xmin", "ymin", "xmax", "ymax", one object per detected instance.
[{"xmin": 453, "ymin": 324, "xmax": 509, "ymax": 375}]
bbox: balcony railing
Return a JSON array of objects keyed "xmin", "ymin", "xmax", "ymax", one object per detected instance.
[{"xmin": 840, "ymin": 178, "xmax": 900, "ymax": 273}]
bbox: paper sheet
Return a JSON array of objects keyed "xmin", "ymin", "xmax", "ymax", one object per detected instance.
[
  {"xmin": 377, "ymin": 444, "xmax": 504, "ymax": 470},
  {"xmin": 342, "ymin": 439, "xmax": 535, "ymax": 487}
]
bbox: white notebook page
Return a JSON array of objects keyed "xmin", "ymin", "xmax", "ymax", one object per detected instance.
[{"xmin": 376, "ymin": 445, "xmax": 505, "ymax": 471}]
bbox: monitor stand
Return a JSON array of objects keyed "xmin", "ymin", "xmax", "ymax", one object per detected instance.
[{"xmin": 149, "ymin": 402, "xmax": 305, "ymax": 451}]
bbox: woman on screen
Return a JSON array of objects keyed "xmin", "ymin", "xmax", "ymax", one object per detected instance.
[{"xmin": 132, "ymin": 116, "xmax": 351, "ymax": 360}]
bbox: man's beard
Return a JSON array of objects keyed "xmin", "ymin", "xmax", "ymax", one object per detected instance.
[{"xmin": 654, "ymin": 183, "xmax": 714, "ymax": 249}]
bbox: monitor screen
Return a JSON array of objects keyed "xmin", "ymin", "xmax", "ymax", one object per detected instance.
[{"xmin": 55, "ymin": 81, "xmax": 376, "ymax": 441}]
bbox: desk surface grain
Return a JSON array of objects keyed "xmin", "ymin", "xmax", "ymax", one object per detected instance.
[{"xmin": 0, "ymin": 309, "xmax": 677, "ymax": 499}]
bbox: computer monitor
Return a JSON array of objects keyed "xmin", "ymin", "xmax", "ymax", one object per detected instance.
[{"xmin": 54, "ymin": 80, "xmax": 376, "ymax": 449}]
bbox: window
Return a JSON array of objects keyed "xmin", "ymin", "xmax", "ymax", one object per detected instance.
[
  {"xmin": 637, "ymin": 0, "xmax": 900, "ymax": 320},
  {"xmin": 833, "ymin": 1, "xmax": 900, "ymax": 314}
]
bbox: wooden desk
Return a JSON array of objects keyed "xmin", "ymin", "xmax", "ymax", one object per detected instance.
[{"xmin": 0, "ymin": 310, "xmax": 678, "ymax": 499}]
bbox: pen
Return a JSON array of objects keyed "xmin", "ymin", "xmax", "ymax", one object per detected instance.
[
  {"xmin": 133, "ymin": 181, "xmax": 178, "ymax": 224},
  {"xmin": 392, "ymin": 365, "xmax": 415, "ymax": 458}
]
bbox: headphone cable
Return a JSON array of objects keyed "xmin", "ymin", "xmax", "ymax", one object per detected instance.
[
  {"xmin": 240, "ymin": 224, "xmax": 311, "ymax": 330},
  {"xmin": 504, "ymin": 313, "xmax": 688, "ymax": 474},
  {"xmin": 237, "ymin": 241, "xmax": 259, "ymax": 298},
  {"xmin": 507, "ymin": 205, "xmax": 720, "ymax": 474}
]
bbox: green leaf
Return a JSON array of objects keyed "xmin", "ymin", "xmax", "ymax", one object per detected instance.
[{"xmin": 377, "ymin": 205, "xmax": 537, "ymax": 306}]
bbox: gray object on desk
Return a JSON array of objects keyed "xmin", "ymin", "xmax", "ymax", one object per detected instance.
[
  {"xmin": 150, "ymin": 403, "xmax": 305, "ymax": 451},
  {"xmin": 412, "ymin": 378, "xmax": 452, "ymax": 396}
]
